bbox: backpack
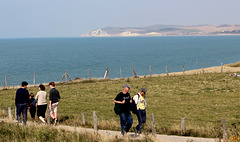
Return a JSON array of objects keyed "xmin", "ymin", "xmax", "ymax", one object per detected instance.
[
  {"xmin": 130, "ymin": 99, "xmax": 138, "ymax": 114},
  {"xmin": 114, "ymin": 103, "xmax": 123, "ymax": 115},
  {"xmin": 30, "ymin": 99, "xmax": 37, "ymax": 107}
]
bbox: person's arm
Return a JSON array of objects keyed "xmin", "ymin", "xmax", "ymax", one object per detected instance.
[
  {"xmin": 49, "ymin": 90, "xmax": 52, "ymax": 108},
  {"xmin": 15, "ymin": 90, "xmax": 18, "ymax": 106},
  {"xmin": 114, "ymin": 99, "xmax": 125, "ymax": 104},
  {"xmin": 114, "ymin": 93, "xmax": 125, "ymax": 104},
  {"xmin": 27, "ymin": 91, "xmax": 30, "ymax": 107}
]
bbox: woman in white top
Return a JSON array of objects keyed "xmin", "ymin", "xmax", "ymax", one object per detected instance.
[{"xmin": 35, "ymin": 84, "xmax": 47, "ymax": 124}]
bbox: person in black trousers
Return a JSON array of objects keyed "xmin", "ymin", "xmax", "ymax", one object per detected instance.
[{"xmin": 15, "ymin": 81, "xmax": 29, "ymax": 125}]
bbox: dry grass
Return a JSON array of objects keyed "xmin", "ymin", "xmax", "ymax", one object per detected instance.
[{"xmin": 226, "ymin": 61, "xmax": 240, "ymax": 67}]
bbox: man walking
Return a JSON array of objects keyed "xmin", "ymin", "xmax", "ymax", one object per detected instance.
[
  {"xmin": 114, "ymin": 84, "xmax": 133, "ymax": 135},
  {"xmin": 15, "ymin": 81, "xmax": 29, "ymax": 125},
  {"xmin": 133, "ymin": 88, "xmax": 147, "ymax": 135},
  {"xmin": 49, "ymin": 82, "xmax": 61, "ymax": 125}
]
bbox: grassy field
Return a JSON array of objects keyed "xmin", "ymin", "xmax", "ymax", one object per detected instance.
[
  {"xmin": 0, "ymin": 121, "xmax": 149, "ymax": 142},
  {"xmin": 1, "ymin": 72, "xmax": 240, "ymax": 138}
]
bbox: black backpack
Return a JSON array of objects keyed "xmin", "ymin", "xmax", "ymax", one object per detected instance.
[
  {"xmin": 130, "ymin": 99, "xmax": 138, "ymax": 114},
  {"xmin": 114, "ymin": 103, "xmax": 123, "ymax": 115}
]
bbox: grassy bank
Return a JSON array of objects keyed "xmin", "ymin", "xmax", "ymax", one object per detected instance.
[
  {"xmin": 1, "ymin": 72, "xmax": 240, "ymax": 138},
  {"xmin": 0, "ymin": 121, "xmax": 149, "ymax": 142}
]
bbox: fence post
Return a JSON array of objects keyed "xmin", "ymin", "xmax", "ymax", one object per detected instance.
[
  {"xmin": 150, "ymin": 113, "xmax": 156, "ymax": 134},
  {"xmin": 221, "ymin": 62, "xmax": 223, "ymax": 73},
  {"xmin": 88, "ymin": 69, "xmax": 90, "ymax": 80},
  {"xmin": 202, "ymin": 64, "xmax": 204, "ymax": 73},
  {"xmin": 149, "ymin": 65, "xmax": 152, "ymax": 76},
  {"xmin": 120, "ymin": 66, "xmax": 122, "ymax": 78},
  {"xmin": 33, "ymin": 72, "xmax": 36, "ymax": 87},
  {"xmin": 93, "ymin": 111, "xmax": 97, "ymax": 131},
  {"xmin": 132, "ymin": 66, "xmax": 137, "ymax": 78},
  {"xmin": 181, "ymin": 118, "xmax": 185, "ymax": 135},
  {"xmin": 4, "ymin": 75, "xmax": 7, "ymax": 88},
  {"xmin": 183, "ymin": 65, "xmax": 185, "ymax": 74},
  {"xmin": 65, "ymin": 70, "xmax": 68, "ymax": 82},
  {"xmin": 8, "ymin": 107, "xmax": 12, "ymax": 120},
  {"xmin": 47, "ymin": 109, "xmax": 50, "ymax": 126},
  {"xmin": 222, "ymin": 119, "xmax": 228, "ymax": 142},
  {"xmin": 82, "ymin": 113, "xmax": 86, "ymax": 125},
  {"xmin": 166, "ymin": 65, "xmax": 169, "ymax": 76}
]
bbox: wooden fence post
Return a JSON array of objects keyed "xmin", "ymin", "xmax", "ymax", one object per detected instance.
[
  {"xmin": 149, "ymin": 65, "xmax": 152, "ymax": 76},
  {"xmin": 8, "ymin": 107, "xmax": 12, "ymax": 120},
  {"xmin": 47, "ymin": 109, "xmax": 50, "ymax": 126},
  {"xmin": 120, "ymin": 66, "xmax": 122, "ymax": 78},
  {"xmin": 65, "ymin": 70, "xmax": 68, "ymax": 82},
  {"xmin": 82, "ymin": 113, "xmax": 86, "ymax": 125},
  {"xmin": 183, "ymin": 65, "xmax": 185, "ymax": 74},
  {"xmin": 33, "ymin": 72, "xmax": 36, "ymax": 87},
  {"xmin": 166, "ymin": 65, "xmax": 169, "ymax": 76},
  {"xmin": 150, "ymin": 113, "xmax": 156, "ymax": 134},
  {"xmin": 4, "ymin": 75, "xmax": 7, "ymax": 88},
  {"xmin": 202, "ymin": 64, "xmax": 204, "ymax": 73},
  {"xmin": 181, "ymin": 118, "xmax": 185, "ymax": 135},
  {"xmin": 93, "ymin": 111, "xmax": 97, "ymax": 131},
  {"xmin": 222, "ymin": 119, "xmax": 228, "ymax": 142},
  {"xmin": 88, "ymin": 69, "xmax": 90, "ymax": 80},
  {"xmin": 132, "ymin": 66, "xmax": 137, "ymax": 78},
  {"xmin": 221, "ymin": 63, "xmax": 223, "ymax": 73}
]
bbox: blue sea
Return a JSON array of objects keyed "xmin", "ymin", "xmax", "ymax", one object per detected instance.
[{"xmin": 0, "ymin": 36, "xmax": 240, "ymax": 86}]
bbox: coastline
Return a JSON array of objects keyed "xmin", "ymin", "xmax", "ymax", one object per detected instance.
[{"xmin": 1, "ymin": 65, "xmax": 240, "ymax": 90}]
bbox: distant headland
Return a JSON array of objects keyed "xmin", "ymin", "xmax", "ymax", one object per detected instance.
[{"xmin": 81, "ymin": 24, "xmax": 240, "ymax": 37}]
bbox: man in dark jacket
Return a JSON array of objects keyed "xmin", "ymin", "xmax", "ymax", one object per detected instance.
[
  {"xmin": 49, "ymin": 82, "xmax": 61, "ymax": 125},
  {"xmin": 114, "ymin": 84, "xmax": 133, "ymax": 135},
  {"xmin": 15, "ymin": 81, "xmax": 29, "ymax": 125}
]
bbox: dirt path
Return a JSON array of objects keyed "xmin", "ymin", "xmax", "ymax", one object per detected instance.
[{"xmin": 0, "ymin": 118, "xmax": 220, "ymax": 142}]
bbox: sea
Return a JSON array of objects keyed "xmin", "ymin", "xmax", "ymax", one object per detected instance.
[{"xmin": 0, "ymin": 36, "xmax": 240, "ymax": 86}]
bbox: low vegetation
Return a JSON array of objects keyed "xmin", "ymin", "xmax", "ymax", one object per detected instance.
[
  {"xmin": 226, "ymin": 61, "xmax": 240, "ymax": 67},
  {"xmin": 1, "ymin": 72, "xmax": 240, "ymax": 139}
]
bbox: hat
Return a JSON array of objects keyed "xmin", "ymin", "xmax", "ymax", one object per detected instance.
[
  {"xmin": 123, "ymin": 84, "xmax": 131, "ymax": 89},
  {"xmin": 140, "ymin": 88, "xmax": 147, "ymax": 93}
]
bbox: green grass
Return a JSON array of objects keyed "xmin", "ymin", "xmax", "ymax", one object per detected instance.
[{"xmin": 1, "ymin": 73, "xmax": 240, "ymax": 138}]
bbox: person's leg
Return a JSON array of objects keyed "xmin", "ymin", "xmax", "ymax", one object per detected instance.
[
  {"xmin": 125, "ymin": 113, "xmax": 133, "ymax": 132},
  {"xmin": 136, "ymin": 110, "xmax": 142, "ymax": 131},
  {"xmin": 137, "ymin": 110, "xmax": 143, "ymax": 132},
  {"xmin": 119, "ymin": 113, "xmax": 127, "ymax": 135},
  {"xmin": 141, "ymin": 110, "xmax": 146, "ymax": 130},
  {"xmin": 16, "ymin": 104, "xmax": 22, "ymax": 123},
  {"xmin": 22, "ymin": 103, "xmax": 28, "ymax": 125}
]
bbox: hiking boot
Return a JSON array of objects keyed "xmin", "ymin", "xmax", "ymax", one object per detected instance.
[
  {"xmin": 133, "ymin": 127, "xmax": 138, "ymax": 135},
  {"xmin": 121, "ymin": 130, "xmax": 127, "ymax": 136}
]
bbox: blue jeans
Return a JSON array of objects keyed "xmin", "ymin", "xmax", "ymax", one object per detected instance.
[
  {"xmin": 16, "ymin": 103, "xmax": 28, "ymax": 124},
  {"xmin": 119, "ymin": 112, "xmax": 133, "ymax": 134},
  {"xmin": 136, "ymin": 109, "xmax": 146, "ymax": 132}
]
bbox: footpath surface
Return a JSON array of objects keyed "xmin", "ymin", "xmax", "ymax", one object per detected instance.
[{"xmin": 0, "ymin": 118, "xmax": 221, "ymax": 142}]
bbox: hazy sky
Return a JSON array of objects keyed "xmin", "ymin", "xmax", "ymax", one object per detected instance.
[{"xmin": 1, "ymin": 0, "xmax": 240, "ymax": 38}]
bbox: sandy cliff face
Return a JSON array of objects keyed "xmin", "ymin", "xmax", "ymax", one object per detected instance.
[
  {"xmin": 82, "ymin": 24, "xmax": 240, "ymax": 37},
  {"xmin": 81, "ymin": 29, "xmax": 110, "ymax": 37}
]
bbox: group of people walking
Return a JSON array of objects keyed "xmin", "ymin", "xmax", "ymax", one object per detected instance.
[
  {"xmin": 114, "ymin": 84, "xmax": 147, "ymax": 136},
  {"xmin": 15, "ymin": 81, "xmax": 61, "ymax": 125},
  {"xmin": 15, "ymin": 81, "xmax": 146, "ymax": 136}
]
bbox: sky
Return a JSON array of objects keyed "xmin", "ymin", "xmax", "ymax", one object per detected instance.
[{"xmin": 0, "ymin": 0, "xmax": 240, "ymax": 38}]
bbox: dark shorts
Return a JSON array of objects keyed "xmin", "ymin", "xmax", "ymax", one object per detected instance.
[
  {"xmin": 37, "ymin": 104, "xmax": 47, "ymax": 118},
  {"xmin": 30, "ymin": 107, "xmax": 36, "ymax": 118}
]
